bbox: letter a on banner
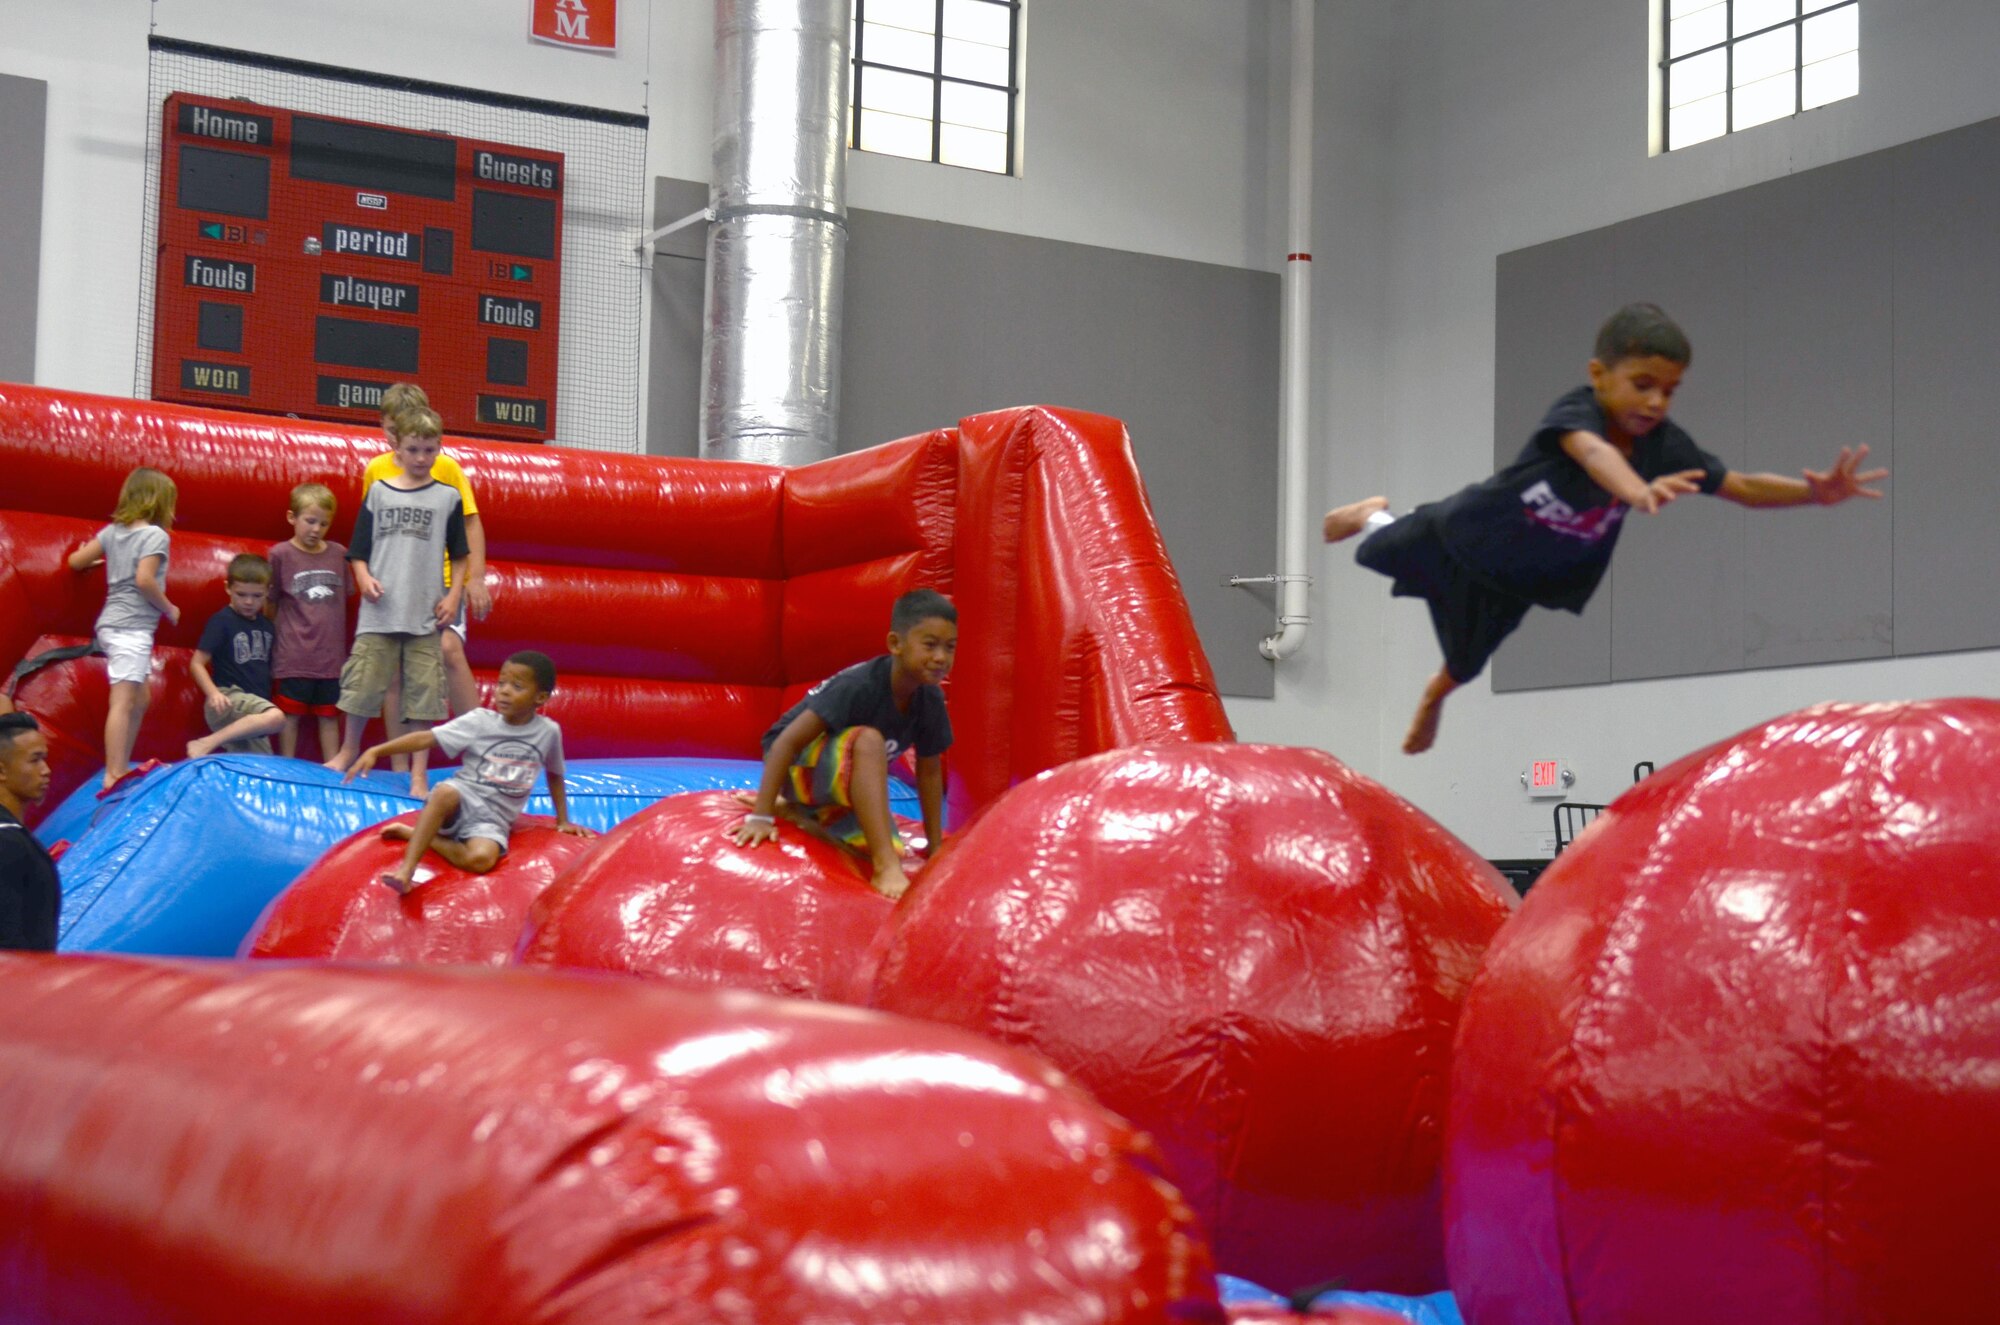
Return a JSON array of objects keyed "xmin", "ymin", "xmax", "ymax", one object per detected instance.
[{"xmin": 531, "ymin": 0, "xmax": 617, "ymax": 52}]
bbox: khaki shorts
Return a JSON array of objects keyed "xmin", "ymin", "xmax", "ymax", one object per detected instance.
[
  {"xmin": 338, "ymin": 632, "xmax": 446, "ymax": 722},
  {"xmin": 205, "ymin": 687, "xmax": 278, "ymax": 754}
]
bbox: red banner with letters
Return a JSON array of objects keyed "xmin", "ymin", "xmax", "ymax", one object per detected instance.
[{"xmin": 531, "ymin": 0, "xmax": 617, "ymax": 52}]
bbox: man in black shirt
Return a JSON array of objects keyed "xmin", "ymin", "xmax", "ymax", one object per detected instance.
[
  {"xmin": 0, "ymin": 712, "xmax": 59, "ymax": 951},
  {"xmin": 1323, "ymin": 303, "xmax": 1888, "ymax": 755}
]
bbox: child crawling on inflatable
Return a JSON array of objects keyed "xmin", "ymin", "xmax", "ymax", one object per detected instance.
[
  {"xmin": 730, "ymin": 588, "xmax": 956, "ymax": 900},
  {"xmin": 343, "ymin": 649, "xmax": 592, "ymax": 894}
]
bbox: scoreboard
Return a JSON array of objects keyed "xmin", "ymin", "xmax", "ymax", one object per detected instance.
[{"xmin": 152, "ymin": 92, "xmax": 563, "ymax": 442}]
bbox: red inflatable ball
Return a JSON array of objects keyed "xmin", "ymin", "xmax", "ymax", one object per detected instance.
[
  {"xmin": 866, "ymin": 743, "xmax": 1519, "ymax": 1294},
  {"xmin": 0, "ymin": 956, "xmax": 1225, "ymax": 1323},
  {"xmin": 244, "ymin": 813, "xmax": 599, "ymax": 965},
  {"xmin": 1447, "ymin": 699, "xmax": 2000, "ymax": 1325},
  {"xmin": 514, "ymin": 789, "xmax": 919, "ymax": 1002}
]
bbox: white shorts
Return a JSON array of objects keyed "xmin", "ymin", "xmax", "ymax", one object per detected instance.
[
  {"xmin": 96, "ymin": 628, "xmax": 155, "ymax": 686},
  {"xmin": 446, "ymin": 597, "xmax": 469, "ymax": 644}
]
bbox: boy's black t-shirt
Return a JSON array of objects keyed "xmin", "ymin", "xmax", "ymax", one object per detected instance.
[
  {"xmin": 197, "ymin": 608, "xmax": 276, "ymax": 696},
  {"xmin": 762, "ymin": 655, "xmax": 953, "ymax": 760},
  {"xmin": 1434, "ymin": 384, "xmax": 1729, "ymax": 612}
]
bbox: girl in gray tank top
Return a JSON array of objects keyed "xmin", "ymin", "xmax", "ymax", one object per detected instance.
[{"xmin": 66, "ymin": 467, "xmax": 181, "ymax": 789}]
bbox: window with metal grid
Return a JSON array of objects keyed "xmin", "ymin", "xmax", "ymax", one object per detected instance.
[
  {"xmin": 850, "ymin": 0, "xmax": 1019, "ymax": 174},
  {"xmin": 1662, "ymin": 0, "xmax": 1858, "ymax": 151}
]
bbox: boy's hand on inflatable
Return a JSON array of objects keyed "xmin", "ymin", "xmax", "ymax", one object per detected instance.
[
  {"xmin": 728, "ymin": 815, "xmax": 779, "ymax": 848},
  {"xmin": 556, "ymin": 821, "xmax": 595, "ymax": 839},
  {"xmin": 341, "ymin": 750, "xmax": 378, "ymax": 784}
]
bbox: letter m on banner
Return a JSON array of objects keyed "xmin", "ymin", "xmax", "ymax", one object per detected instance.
[{"xmin": 531, "ymin": 0, "xmax": 617, "ymax": 51}]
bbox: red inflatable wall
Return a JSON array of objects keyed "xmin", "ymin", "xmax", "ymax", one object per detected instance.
[{"xmin": 0, "ymin": 384, "xmax": 1229, "ymax": 821}]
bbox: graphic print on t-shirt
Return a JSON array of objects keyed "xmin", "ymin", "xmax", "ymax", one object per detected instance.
[
  {"xmin": 230, "ymin": 628, "xmax": 271, "ymax": 665},
  {"xmin": 473, "ymin": 737, "xmax": 544, "ymax": 797},
  {"xmin": 1519, "ymin": 479, "xmax": 1627, "ymax": 544},
  {"xmin": 291, "ymin": 567, "xmax": 341, "ymax": 602}
]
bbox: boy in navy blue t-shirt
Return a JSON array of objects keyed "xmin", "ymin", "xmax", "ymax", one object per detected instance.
[
  {"xmin": 187, "ymin": 553, "xmax": 285, "ymax": 758},
  {"xmin": 730, "ymin": 588, "xmax": 956, "ymax": 900},
  {"xmin": 1324, "ymin": 303, "xmax": 1888, "ymax": 755}
]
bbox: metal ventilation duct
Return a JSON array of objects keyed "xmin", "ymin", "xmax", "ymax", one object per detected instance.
[{"xmin": 698, "ymin": 0, "xmax": 850, "ymax": 466}]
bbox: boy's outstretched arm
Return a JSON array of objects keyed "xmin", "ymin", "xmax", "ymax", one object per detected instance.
[
  {"xmin": 1720, "ymin": 444, "xmax": 1888, "ymax": 508},
  {"xmin": 728, "ymin": 710, "xmax": 829, "ymax": 847},
  {"xmin": 342, "ymin": 729, "xmax": 439, "ymax": 782},
  {"xmin": 915, "ymin": 754, "xmax": 945, "ymax": 857},
  {"xmin": 1559, "ymin": 431, "xmax": 1704, "ymax": 515},
  {"xmin": 549, "ymin": 772, "xmax": 593, "ymax": 838}
]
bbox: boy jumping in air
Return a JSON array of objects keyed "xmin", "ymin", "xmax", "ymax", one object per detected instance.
[
  {"xmin": 730, "ymin": 588, "xmax": 956, "ymax": 900},
  {"xmin": 1324, "ymin": 303, "xmax": 1887, "ymax": 755},
  {"xmin": 342, "ymin": 650, "xmax": 589, "ymax": 895}
]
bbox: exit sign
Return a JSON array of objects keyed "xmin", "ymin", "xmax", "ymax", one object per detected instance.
[{"xmin": 1526, "ymin": 759, "xmax": 1571, "ymax": 799}]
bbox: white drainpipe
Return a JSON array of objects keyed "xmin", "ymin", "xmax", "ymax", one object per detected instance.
[{"xmin": 1260, "ymin": 0, "xmax": 1315, "ymax": 661}]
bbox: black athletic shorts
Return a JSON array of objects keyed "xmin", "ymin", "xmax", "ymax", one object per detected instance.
[
  {"xmin": 1355, "ymin": 504, "xmax": 1532, "ymax": 684},
  {"xmin": 275, "ymin": 676, "xmax": 341, "ymax": 717}
]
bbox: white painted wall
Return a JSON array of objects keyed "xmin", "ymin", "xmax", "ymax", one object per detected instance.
[
  {"xmin": 2, "ymin": 0, "xmax": 1285, "ymax": 397},
  {"xmin": 1228, "ymin": 0, "xmax": 2000, "ymax": 857}
]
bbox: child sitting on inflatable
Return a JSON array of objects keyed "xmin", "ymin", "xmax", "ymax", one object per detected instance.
[
  {"xmin": 342, "ymin": 650, "xmax": 591, "ymax": 895},
  {"xmin": 186, "ymin": 553, "xmax": 284, "ymax": 758},
  {"xmin": 730, "ymin": 588, "xmax": 956, "ymax": 900}
]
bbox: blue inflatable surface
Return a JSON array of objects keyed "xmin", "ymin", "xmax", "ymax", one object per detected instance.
[
  {"xmin": 54, "ymin": 754, "xmax": 921, "ymax": 958},
  {"xmin": 1216, "ymin": 1275, "xmax": 1463, "ymax": 1325}
]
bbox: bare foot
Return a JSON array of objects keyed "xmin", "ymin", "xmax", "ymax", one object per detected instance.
[
  {"xmin": 408, "ymin": 775, "xmax": 429, "ymax": 799},
  {"xmin": 380, "ymin": 823, "xmax": 414, "ymax": 842},
  {"xmin": 871, "ymin": 861, "xmax": 912, "ymax": 900},
  {"xmin": 1403, "ymin": 694, "xmax": 1446, "ymax": 754},
  {"xmin": 1323, "ymin": 496, "xmax": 1390, "ymax": 543},
  {"xmin": 323, "ymin": 753, "xmax": 352, "ymax": 773},
  {"xmin": 378, "ymin": 870, "xmax": 414, "ymax": 896},
  {"xmin": 186, "ymin": 736, "xmax": 218, "ymax": 760}
]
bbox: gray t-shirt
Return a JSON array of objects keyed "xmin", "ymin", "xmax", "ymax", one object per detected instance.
[
  {"xmin": 434, "ymin": 708, "xmax": 565, "ymax": 830},
  {"xmin": 94, "ymin": 522, "xmax": 171, "ymax": 633},
  {"xmin": 347, "ymin": 479, "xmax": 469, "ymax": 637}
]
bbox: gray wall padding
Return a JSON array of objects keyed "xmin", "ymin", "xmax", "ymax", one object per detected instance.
[{"xmin": 0, "ymin": 74, "xmax": 47, "ymax": 384}]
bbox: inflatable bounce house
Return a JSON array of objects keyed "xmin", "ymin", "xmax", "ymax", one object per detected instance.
[
  {"xmin": 0, "ymin": 382, "xmax": 1230, "ymax": 822},
  {"xmin": 10, "ymin": 386, "xmax": 1996, "ymax": 1324},
  {"xmin": 0, "ymin": 382, "xmax": 1231, "ymax": 953}
]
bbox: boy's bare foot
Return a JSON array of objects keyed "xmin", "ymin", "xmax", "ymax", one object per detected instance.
[
  {"xmin": 186, "ymin": 736, "xmax": 218, "ymax": 760},
  {"xmin": 380, "ymin": 823, "xmax": 415, "ymax": 842},
  {"xmin": 323, "ymin": 753, "xmax": 352, "ymax": 773},
  {"xmin": 871, "ymin": 861, "xmax": 912, "ymax": 900},
  {"xmin": 408, "ymin": 775, "xmax": 429, "ymax": 799},
  {"xmin": 1323, "ymin": 496, "xmax": 1390, "ymax": 543},
  {"xmin": 378, "ymin": 870, "xmax": 415, "ymax": 896},
  {"xmin": 1403, "ymin": 693, "xmax": 1446, "ymax": 754}
]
